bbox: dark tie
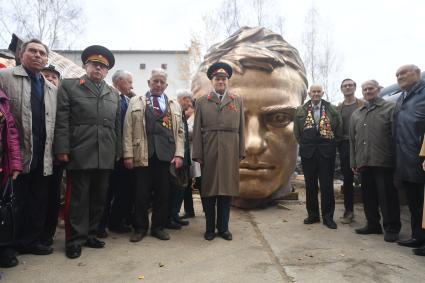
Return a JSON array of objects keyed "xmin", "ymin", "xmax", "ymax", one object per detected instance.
[
  {"xmin": 152, "ymin": 95, "xmax": 162, "ymax": 116},
  {"xmin": 32, "ymin": 75, "xmax": 43, "ymax": 100},
  {"xmin": 219, "ymin": 95, "xmax": 223, "ymax": 101},
  {"xmin": 120, "ymin": 95, "xmax": 128, "ymax": 129},
  {"xmin": 313, "ymin": 105, "xmax": 320, "ymax": 123}
]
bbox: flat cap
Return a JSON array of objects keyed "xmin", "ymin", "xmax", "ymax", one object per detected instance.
[{"xmin": 42, "ymin": 64, "xmax": 61, "ymax": 77}]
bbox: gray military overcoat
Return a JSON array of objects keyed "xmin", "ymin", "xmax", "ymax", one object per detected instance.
[{"xmin": 192, "ymin": 92, "xmax": 245, "ymax": 197}]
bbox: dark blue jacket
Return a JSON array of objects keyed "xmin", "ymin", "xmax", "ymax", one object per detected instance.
[{"xmin": 394, "ymin": 79, "xmax": 425, "ymax": 183}]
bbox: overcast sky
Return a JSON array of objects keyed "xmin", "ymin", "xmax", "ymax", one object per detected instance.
[{"xmin": 9, "ymin": 0, "xmax": 425, "ymax": 99}]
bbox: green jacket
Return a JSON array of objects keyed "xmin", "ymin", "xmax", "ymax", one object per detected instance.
[
  {"xmin": 293, "ymin": 99, "xmax": 342, "ymax": 144},
  {"xmin": 54, "ymin": 75, "xmax": 121, "ymax": 170},
  {"xmin": 349, "ymin": 97, "xmax": 395, "ymax": 168}
]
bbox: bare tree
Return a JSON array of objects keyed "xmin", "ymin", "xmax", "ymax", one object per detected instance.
[
  {"xmin": 300, "ymin": 5, "xmax": 341, "ymax": 101},
  {"xmin": 217, "ymin": 0, "xmax": 242, "ymax": 36},
  {"xmin": 252, "ymin": 0, "xmax": 266, "ymax": 26},
  {"xmin": 179, "ymin": 34, "xmax": 203, "ymax": 83},
  {"xmin": 302, "ymin": 6, "xmax": 320, "ymax": 85},
  {"xmin": 0, "ymin": 0, "xmax": 85, "ymax": 49}
]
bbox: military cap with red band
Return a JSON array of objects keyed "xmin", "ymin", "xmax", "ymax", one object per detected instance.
[
  {"xmin": 207, "ymin": 62, "xmax": 233, "ymax": 80},
  {"xmin": 81, "ymin": 45, "xmax": 115, "ymax": 70}
]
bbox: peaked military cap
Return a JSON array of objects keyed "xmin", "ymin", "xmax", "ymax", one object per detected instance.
[
  {"xmin": 81, "ymin": 45, "xmax": 115, "ymax": 69},
  {"xmin": 207, "ymin": 62, "xmax": 233, "ymax": 80}
]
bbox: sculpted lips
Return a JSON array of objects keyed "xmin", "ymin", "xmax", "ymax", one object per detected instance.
[{"xmin": 240, "ymin": 162, "xmax": 275, "ymax": 176}]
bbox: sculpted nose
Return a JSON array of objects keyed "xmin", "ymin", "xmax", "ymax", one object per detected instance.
[{"xmin": 245, "ymin": 116, "xmax": 266, "ymax": 155}]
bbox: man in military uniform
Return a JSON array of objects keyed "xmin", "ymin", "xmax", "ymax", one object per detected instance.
[
  {"xmin": 192, "ymin": 62, "xmax": 245, "ymax": 241},
  {"xmin": 293, "ymin": 84, "xmax": 342, "ymax": 229},
  {"xmin": 54, "ymin": 45, "xmax": 121, "ymax": 259}
]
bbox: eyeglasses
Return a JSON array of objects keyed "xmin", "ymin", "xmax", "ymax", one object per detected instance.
[{"xmin": 342, "ymin": 84, "xmax": 354, "ymax": 88}]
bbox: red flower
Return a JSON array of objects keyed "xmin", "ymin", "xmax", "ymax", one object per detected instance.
[
  {"xmin": 229, "ymin": 94, "xmax": 235, "ymax": 100},
  {"xmin": 207, "ymin": 94, "xmax": 212, "ymax": 100},
  {"xmin": 228, "ymin": 104, "xmax": 236, "ymax": 110},
  {"xmin": 79, "ymin": 79, "xmax": 85, "ymax": 85}
]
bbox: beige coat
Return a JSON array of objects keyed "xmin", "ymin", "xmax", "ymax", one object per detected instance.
[
  {"xmin": 0, "ymin": 65, "xmax": 57, "ymax": 175},
  {"xmin": 192, "ymin": 92, "xmax": 245, "ymax": 197},
  {"xmin": 187, "ymin": 114, "xmax": 201, "ymax": 178},
  {"xmin": 123, "ymin": 94, "xmax": 184, "ymax": 167},
  {"xmin": 420, "ymin": 136, "xmax": 425, "ymax": 157}
]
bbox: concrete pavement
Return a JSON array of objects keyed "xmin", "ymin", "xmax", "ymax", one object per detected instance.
[{"xmin": 0, "ymin": 189, "xmax": 423, "ymax": 282}]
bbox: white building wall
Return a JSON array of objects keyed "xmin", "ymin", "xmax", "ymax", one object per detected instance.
[{"xmin": 56, "ymin": 50, "xmax": 190, "ymax": 98}]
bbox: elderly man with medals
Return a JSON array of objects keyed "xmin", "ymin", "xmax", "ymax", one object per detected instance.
[{"xmin": 294, "ymin": 84, "xmax": 342, "ymax": 229}]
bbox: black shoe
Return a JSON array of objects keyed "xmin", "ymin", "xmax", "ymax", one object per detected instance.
[
  {"xmin": 96, "ymin": 229, "xmax": 108, "ymax": 239},
  {"xmin": 66, "ymin": 245, "xmax": 81, "ymax": 259},
  {"xmin": 397, "ymin": 238, "xmax": 424, "ymax": 248},
  {"xmin": 84, "ymin": 238, "xmax": 105, "ymax": 248},
  {"xmin": 130, "ymin": 230, "xmax": 147, "ymax": 243},
  {"xmin": 165, "ymin": 221, "xmax": 182, "ymax": 230},
  {"xmin": 21, "ymin": 243, "xmax": 53, "ymax": 255},
  {"xmin": 151, "ymin": 229, "xmax": 170, "ymax": 240},
  {"xmin": 323, "ymin": 219, "xmax": 337, "ymax": 229},
  {"xmin": 303, "ymin": 216, "xmax": 320, "ymax": 224},
  {"xmin": 219, "ymin": 231, "xmax": 233, "ymax": 240},
  {"xmin": 204, "ymin": 232, "xmax": 216, "ymax": 241},
  {"xmin": 175, "ymin": 218, "xmax": 189, "ymax": 226},
  {"xmin": 0, "ymin": 248, "xmax": 18, "ymax": 268},
  {"xmin": 413, "ymin": 246, "xmax": 425, "ymax": 256},
  {"xmin": 43, "ymin": 238, "xmax": 53, "ymax": 246},
  {"xmin": 355, "ymin": 225, "xmax": 383, "ymax": 235},
  {"xmin": 384, "ymin": 232, "xmax": 399, "ymax": 242},
  {"xmin": 180, "ymin": 212, "xmax": 195, "ymax": 219},
  {"xmin": 109, "ymin": 225, "xmax": 132, "ymax": 234}
]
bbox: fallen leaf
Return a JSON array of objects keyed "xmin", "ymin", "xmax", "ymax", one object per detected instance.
[
  {"xmin": 138, "ymin": 275, "xmax": 145, "ymax": 280},
  {"xmin": 158, "ymin": 262, "xmax": 164, "ymax": 267},
  {"xmin": 277, "ymin": 203, "xmax": 291, "ymax": 210}
]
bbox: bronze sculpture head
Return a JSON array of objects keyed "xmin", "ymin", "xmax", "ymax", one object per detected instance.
[{"xmin": 192, "ymin": 26, "xmax": 307, "ymax": 208}]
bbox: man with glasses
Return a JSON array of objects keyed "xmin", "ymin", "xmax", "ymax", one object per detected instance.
[
  {"xmin": 337, "ymin": 79, "xmax": 363, "ymax": 224},
  {"xmin": 55, "ymin": 45, "xmax": 121, "ymax": 259}
]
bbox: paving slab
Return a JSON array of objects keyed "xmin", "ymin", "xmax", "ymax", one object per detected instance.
[{"xmin": 0, "ymin": 192, "xmax": 424, "ymax": 282}]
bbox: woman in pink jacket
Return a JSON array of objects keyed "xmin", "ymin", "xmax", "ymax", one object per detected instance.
[{"xmin": 0, "ymin": 87, "xmax": 23, "ymax": 268}]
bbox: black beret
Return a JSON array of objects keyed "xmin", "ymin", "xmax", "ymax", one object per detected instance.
[
  {"xmin": 42, "ymin": 64, "xmax": 61, "ymax": 77},
  {"xmin": 207, "ymin": 62, "xmax": 232, "ymax": 80},
  {"xmin": 81, "ymin": 45, "xmax": 115, "ymax": 69}
]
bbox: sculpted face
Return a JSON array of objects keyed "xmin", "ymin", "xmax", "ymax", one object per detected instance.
[{"xmin": 192, "ymin": 67, "xmax": 304, "ymax": 201}]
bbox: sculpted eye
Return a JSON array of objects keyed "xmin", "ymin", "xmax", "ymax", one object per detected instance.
[{"xmin": 264, "ymin": 112, "xmax": 292, "ymax": 128}]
